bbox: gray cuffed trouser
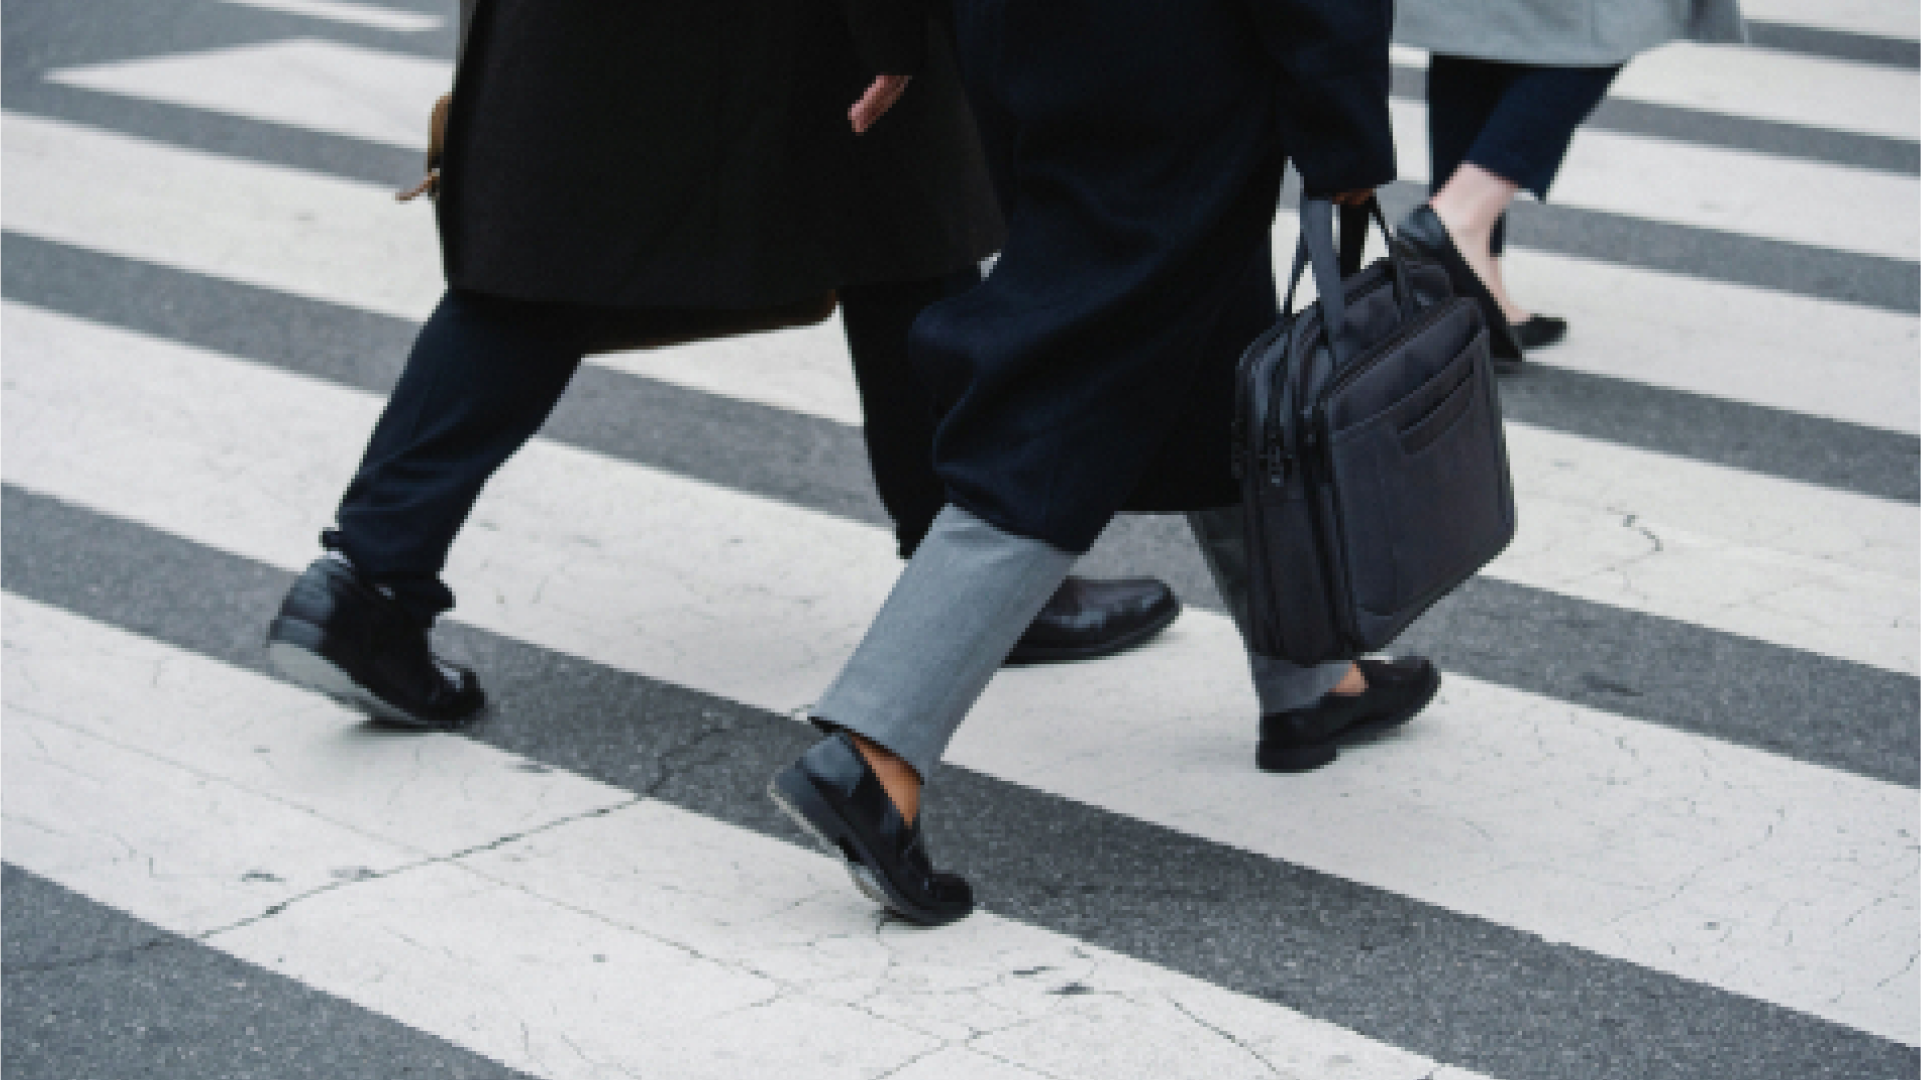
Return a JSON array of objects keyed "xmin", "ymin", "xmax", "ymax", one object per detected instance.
[
  {"xmin": 813, "ymin": 504, "xmax": 1348, "ymax": 781},
  {"xmin": 1186, "ymin": 505, "xmax": 1351, "ymax": 715}
]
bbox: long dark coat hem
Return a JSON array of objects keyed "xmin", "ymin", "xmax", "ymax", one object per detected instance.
[{"xmin": 437, "ymin": 0, "xmax": 1004, "ymax": 312}]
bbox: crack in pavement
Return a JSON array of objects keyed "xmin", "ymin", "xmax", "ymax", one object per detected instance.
[{"xmin": 189, "ymin": 796, "xmax": 647, "ymax": 947}]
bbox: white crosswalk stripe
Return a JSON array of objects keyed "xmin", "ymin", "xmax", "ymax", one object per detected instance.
[
  {"xmin": 48, "ymin": 39, "xmax": 446, "ymax": 150},
  {"xmin": 4, "ymin": 7, "xmax": 1918, "ymax": 1077}
]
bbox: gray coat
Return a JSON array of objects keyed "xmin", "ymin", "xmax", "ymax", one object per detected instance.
[{"xmin": 1396, "ymin": 0, "xmax": 1745, "ymax": 66}]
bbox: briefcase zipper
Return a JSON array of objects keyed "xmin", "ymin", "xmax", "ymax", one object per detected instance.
[
  {"xmin": 1231, "ymin": 319, "xmax": 1291, "ymax": 481},
  {"xmin": 1315, "ymin": 301, "xmax": 1460, "ymax": 422},
  {"xmin": 1303, "ymin": 300, "xmax": 1462, "ymax": 469},
  {"xmin": 1260, "ymin": 263, "xmax": 1420, "ymax": 487}
]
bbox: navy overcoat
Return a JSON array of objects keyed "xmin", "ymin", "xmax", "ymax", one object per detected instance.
[{"xmin": 914, "ymin": 0, "xmax": 1398, "ymax": 552}]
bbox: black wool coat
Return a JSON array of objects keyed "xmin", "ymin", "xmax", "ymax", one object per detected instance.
[
  {"xmin": 437, "ymin": 0, "xmax": 1004, "ymax": 311},
  {"xmin": 915, "ymin": 0, "xmax": 1397, "ymax": 551}
]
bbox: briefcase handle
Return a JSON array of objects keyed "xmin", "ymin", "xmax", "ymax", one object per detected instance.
[
  {"xmin": 1280, "ymin": 196, "xmax": 1416, "ymax": 370},
  {"xmin": 1337, "ymin": 201, "xmax": 1369, "ymax": 278}
]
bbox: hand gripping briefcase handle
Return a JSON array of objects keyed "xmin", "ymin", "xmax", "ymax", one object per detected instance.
[{"xmin": 1233, "ymin": 195, "xmax": 1517, "ymax": 664}]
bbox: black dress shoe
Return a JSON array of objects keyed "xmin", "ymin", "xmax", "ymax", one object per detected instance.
[
  {"xmin": 1516, "ymin": 315, "xmax": 1567, "ymax": 351},
  {"xmin": 769, "ymin": 733, "xmax": 974, "ymax": 926},
  {"xmin": 267, "ymin": 557, "xmax": 485, "ymax": 729},
  {"xmin": 1395, "ymin": 206, "xmax": 1525, "ymax": 364},
  {"xmin": 1003, "ymin": 575, "xmax": 1181, "ymax": 666},
  {"xmin": 1257, "ymin": 657, "xmax": 1440, "ymax": 772}
]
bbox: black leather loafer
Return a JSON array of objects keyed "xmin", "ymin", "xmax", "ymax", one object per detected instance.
[
  {"xmin": 1257, "ymin": 657, "xmax": 1440, "ymax": 772},
  {"xmin": 1395, "ymin": 206, "xmax": 1525, "ymax": 364},
  {"xmin": 1004, "ymin": 575, "xmax": 1181, "ymax": 666},
  {"xmin": 267, "ymin": 557, "xmax": 485, "ymax": 729},
  {"xmin": 769, "ymin": 733, "xmax": 974, "ymax": 927},
  {"xmin": 1516, "ymin": 315, "xmax": 1567, "ymax": 350}
]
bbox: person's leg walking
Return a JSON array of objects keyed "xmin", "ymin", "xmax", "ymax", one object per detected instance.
[
  {"xmin": 269, "ymin": 289, "xmax": 602, "ymax": 726},
  {"xmin": 1427, "ymin": 56, "xmax": 1511, "ymax": 212},
  {"xmin": 840, "ymin": 271, "xmax": 1185, "ymax": 664},
  {"xmin": 771, "ymin": 0, "xmax": 1418, "ymax": 924},
  {"xmin": 815, "ymin": 505, "xmax": 1074, "ymax": 784},
  {"xmin": 331, "ymin": 290, "xmax": 597, "ymax": 623},
  {"xmin": 1415, "ymin": 60, "xmax": 1620, "ymax": 345},
  {"xmin": 1425, "ymin": 57, "xmax": 1523, "ymax": 316},
  {"xmin": 1188, "ymin": 506, "xmax": 1439, "ymax": 771},
  {"xmin": 1186, "ymin": 506, "xmax": 1349, "ymax": 712},
  {"xmin": 770, "ymin": 0, "xmax": 1254, "ymax": 917},
  {"xmin": 768, "ymin": 504, "xmax": 1071, "ymax": 925},
  {"xmin": 1463, "ymin": 63, "xmax": 1620, "ymax": 206}
]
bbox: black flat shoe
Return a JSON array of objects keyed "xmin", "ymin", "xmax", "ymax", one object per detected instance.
[
  {"xmin": 1516, "ymin": 315, "xmax": 1566, "ymax": 351},
  {"xmin": 1004, "ymin": 575, "xmax": 1181, "ymax": 666},
  {"xmin": 769, "ymin": 733, "xmax": 974, "ymax": 927},
  {"xmin": 1257, "ymin": 657, "xmax": 1440, "ymax": 772},
  {"xmin": 1395, "ymin": 206, "xmax": 1525, "ymax": 364},
  {"xmin": 267, "ymin": 556, "xmax": 485, "ymax": 729}
]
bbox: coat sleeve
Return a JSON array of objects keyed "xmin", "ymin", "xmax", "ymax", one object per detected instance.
[
  {"xmin": 840, "ymin": 0, "xmax": 930, "ymax": 75},
  {"xmin": 1245, "ymin": 0, "xmax": 1396, "ymax": 196}
]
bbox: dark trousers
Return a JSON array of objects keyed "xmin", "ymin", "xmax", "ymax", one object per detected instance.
[
  {"xmin": 1427, "ymin": 55, "xmax": 1619, "ymax": 254},
  {"xmin": 332, "ymin": 278, "xmax": 965, "ymax": 625}
]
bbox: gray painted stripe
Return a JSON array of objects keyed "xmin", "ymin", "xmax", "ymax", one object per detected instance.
[
  {"xmin": 4, "ymin": 486, "xmax": 1912, "ymax": 1080},
  {"xmin": 5, "ymin": 234, "xmax": 1914, "ymax": 784},
  {"xmin": 1748, "ymin": 20, "xmax": 1921, "ymax": 69},
  {"xmin": 1389, "ymin": 65, "xmax": 1921, "ymax": 176},
  {"xmin": 1493, "ymin": 363, "xmax": 1919, "ymax": 505},
  {"xmin": 4, "ymin": 85, "xmax": 419, "ymax": 190},
  {"xmin": 2, "ymin": 865, "xmax": 527, "ymax": 1080}
]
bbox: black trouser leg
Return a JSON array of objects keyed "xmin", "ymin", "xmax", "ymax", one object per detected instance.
[
  {"xmin": 331, "ymin": 290, "xmax": 599, "ymax": 624},
  {"xmin": 840, "ymin": 269, "xmax": 980, "ymax": 558},
  {"xmin": 1427, "ymin": 55, "xmax": 1517, "ymax": 254},
  {"xmin": 1429, "ymin": 55, "xmax": 1620, "ymax": 255}
]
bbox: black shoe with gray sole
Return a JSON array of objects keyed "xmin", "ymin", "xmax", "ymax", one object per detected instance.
[
  {"xmin": 1004, "ymin": 575, "xmax": 1181, "ymax": 666},
  {"xmin": 1257, "ymin": 656, "xmax": 1440, "ymax": 772},
  {"xmin": 769, "ymin": 733, "xmax": 974, "ymax": 927},
  {"xmin": 267, "ymin": 557, "xmax": 484, "ymax": 729}
]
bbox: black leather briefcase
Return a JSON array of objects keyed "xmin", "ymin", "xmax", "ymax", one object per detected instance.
[{"xmin": 1231, "ymin": 197, "xmax": 1516, "ymax": 664}]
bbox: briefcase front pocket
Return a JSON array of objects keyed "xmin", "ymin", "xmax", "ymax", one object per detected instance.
[{"xmin": 1324, "ymin": 330, "xmax": 1514, "ymax": 649}]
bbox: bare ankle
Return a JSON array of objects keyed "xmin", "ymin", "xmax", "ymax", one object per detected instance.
[
  {"xmin": 1331, "ymin": 663, "xmax": 1368, "ymax": 696},
  {"xmin": 1429, "ymin": 164, "xmax": 1520, "ymax": 237},
  {"xmin": 850, "ymin": 734, "xmax": 922, "ymax": 824}
]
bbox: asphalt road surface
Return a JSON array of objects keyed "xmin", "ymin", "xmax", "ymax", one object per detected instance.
[{"xmin": 4, "ymin": 1, "xmax": 1917, "ymax": 1078}]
